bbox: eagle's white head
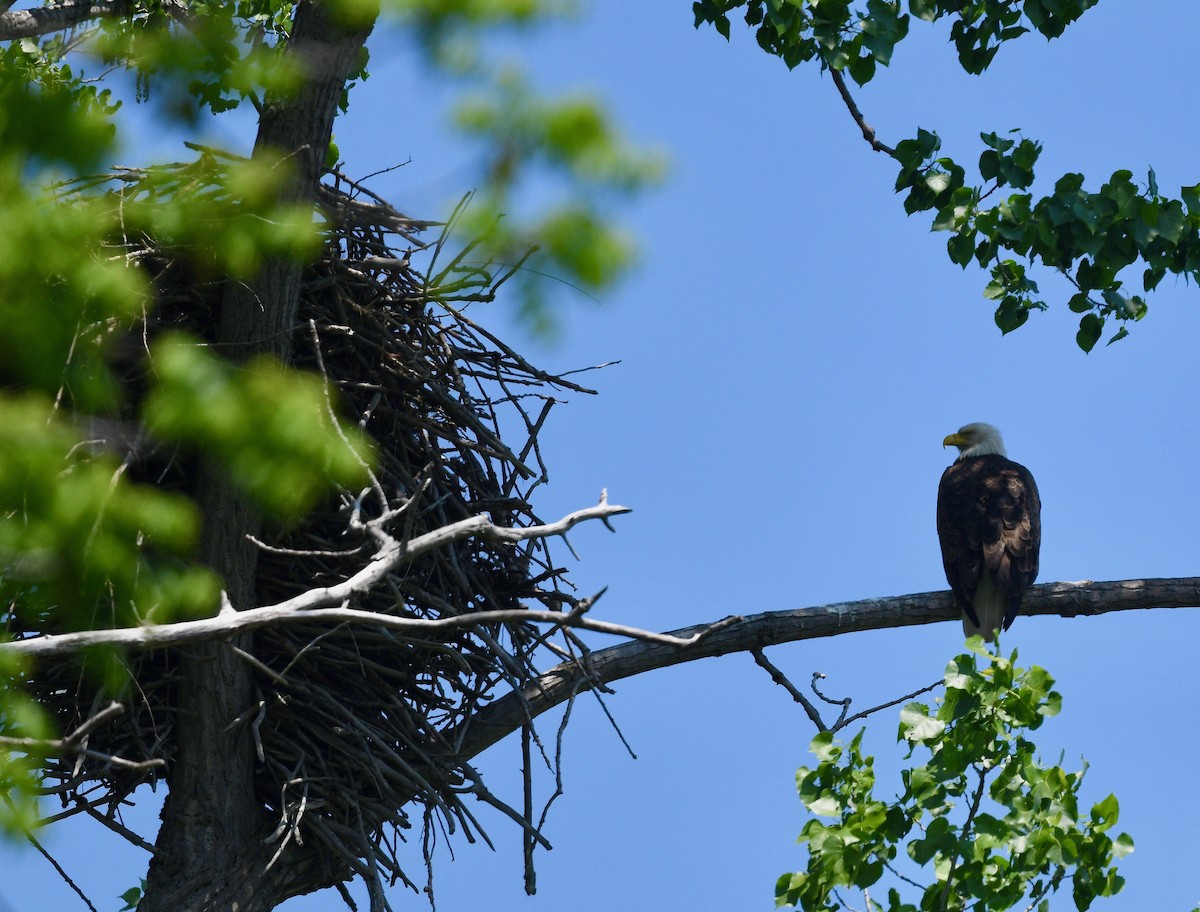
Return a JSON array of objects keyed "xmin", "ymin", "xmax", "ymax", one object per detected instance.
[{"xmin": 943, "ymin": 422, "xmax": 1006, "ymax": 460}]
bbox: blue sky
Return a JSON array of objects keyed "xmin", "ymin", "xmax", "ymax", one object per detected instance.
[{"xmin": 4, "ymin": 2, "xmax": 1200, "ymax": 910}]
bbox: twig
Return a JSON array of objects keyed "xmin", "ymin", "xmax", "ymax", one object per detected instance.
[
  {"xmin": 834, "ymin": 679, "xmax": 942, "ymax": 733},
  {"xmin": 884, "ymin": 859, "xmax": 924, "ymax": 891},
  {"xmin": 25, "ymin": 830, "xmax": 99, "ymax": 912},
  {"xmin": 939, "ymin": 765, "xmax": 988, "ymax": 911},
  {"xmin": 810, "ymin": 672, "xmax": 852, "ymax": 729},
  {"xmin": 82, "ymin": 804, "xmax": 157, "ymax": 853},
  {"xmin": 521, "ymin": 725, "xmax": 536, "ymax": 895},
  {"xmin": 0, "ymin": 703, "xmax": 163, "ymax": 772},
  {"xmin": 829, "ymin": 67, "xmax": 896, "ymax": 156},
  {"xmin": 458, "ymin": 765, "xmax": 551, "ymax": 851},
  {"xmin": 751, "ymin": 648, "xmax": 827, "ymax": 732}
]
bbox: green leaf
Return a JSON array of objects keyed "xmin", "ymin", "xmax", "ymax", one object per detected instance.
[
  {"xmin": 848, "ymin": 53, "xmax": 876, "ymax": 85},
  {"xmin": 1067, "ymin": 292, "xmax": 1093, "ymax": 313},
  {"xmin": 980, "ymin": 130, "xmax": 1015, "ymax": 153},
  {"xmin": 1076, "ymin": 313, "xmax": 1103, "ymax": 352},
  {"xmin": 1182, "ymin": 183, "xmax": 1200, "ymax": 214},
  {"xmin": 774, "ymin": 870, "xmax": 808, "ymax": 907},
  {"xmin": 948, "ymin": 232, "xmax": 975, "ymax": 267},
  {"xmin": 994, "ymin": 295, "xmax": 1030, "ymax": 334},
  {"xmin": 900, "ymin": 704, "xmax": 945, "ymax": 742},
  {"xmin": 909, "ymin": 0, "xmax": 938, "ymax": 21},
  {"xmin": 118, "ymin": 884, "xmax": 144, "ymax": 912},
  {"xmin": 1090, "ymin": 794, "xmax": 1119, "ymax": 832},
  {"xmin": 1113, "ymin": 832, "xmax": 1135, "ymax": 859},
  {"xmin": 810, "ymin": 730, "xmax": 837, "ymax": 762},
  {"xmin": 805, "ymin": 794, "xmax": 842, "ymax": 817}
]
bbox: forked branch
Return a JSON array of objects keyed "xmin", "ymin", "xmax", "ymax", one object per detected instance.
[{"xmin": 0, "ymin": 494, "xmax": 634, "ymax": 660}]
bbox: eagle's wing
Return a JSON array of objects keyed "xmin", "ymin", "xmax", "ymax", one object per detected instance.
[
  {"xmin": 937, "ymin": 461, "xmax": 983, "ymax": 626},
  {"xmin": 985, "ymin": 460, "xmax": 1040, "ymax": 630},
  {"xmin": 937, "ymin": 455, "xmax": 1040, "ymax": 632}
]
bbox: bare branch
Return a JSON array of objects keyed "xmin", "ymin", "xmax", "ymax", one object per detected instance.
[
  {"xmin": 81, "ymin": 804, "xmax": 157, "ymax": 853},
  {"xmin": 449, "ymin": 577, "xmax": 1200, "ymax": 761},
  {"xmin": 829, "ymin": 67, "xmax": 896, "ymax": 157},
  {"xmin": 810, "ymin": 672, "xmax": 852, "ymax": 729},
  {"xmin": 0, "ymin": 0, "xmax": 127, "ymax": 40},
  {"xmin": 0, "ymin": 602, "xmax": 702, "ymax": 660},
  {"xmin": 0, "ymin": 702, "xmax": 164, "ymax": 773},
  {"xmin": 751, "ymin": 648, "xmax": 828, "ymax": 731},
  {"xmin": 24, "ymin": 831, "xmax": 99, "ymax": 912},
  {"xmin": 835, "ymin": 679, "xmax": 942, "ymax": 733},
  {"xmin": 0, "ymin": 497, "xmax": 635, "ymax": 660}
]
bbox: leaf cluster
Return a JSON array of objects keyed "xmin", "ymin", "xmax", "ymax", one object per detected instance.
[
  {"xmin": 0, "ymin": 47, "xmax": 372, "ymax": 833},
  {"xmin": 777, "ymin": 643, "xmax": 1131, "ymax": 912},
  {"xmin": 693, "ymin": 1, "xmax": 1094, "ymax": 86},
  {"xmin": 0, "ymin": 0, "xmax": 663, "ymax": 840},
  {"xmin": 451, "ymin": 69, "xmax": 663, "ymax": 330},
  {"xmin": 894, "ymin": 129, "xmax": 1200, "ymax": 350},
  {"xmin": 693, "ymin": 1, "xmax": 1200, "ymax": 350}
]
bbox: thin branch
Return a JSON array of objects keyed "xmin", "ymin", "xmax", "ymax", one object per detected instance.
[
  {"xmin": 834, "ymin": 679, "xmax": 942, "ymax": 733},
  {"xmin": 1020, "ymin": 868, "xmax": 1065, "ymax": 912},
  {"xmin": 25, "ymin": 831, "xmax": 99, "ymax": 912},
  {"xmin": 1, "ymin": 496, "xmax": 635, "ymax": 659},
  {"xmin": 884, "ymin": 859, "xmax": 924, "ymax": 891},
  {"xmin": 457, "ymin": 763, "xmax": 552, "ymax": 852},
  {"xmin": 751, "ymin": 648, "xmax": 827, "ymax": 732},
  {"xmin": 0, "ymin": 702, "xmax": 164, "ymax": 772},
  {"xmin": 82, "ymin": 804, "xmax": 157, "ymax": 853},
  {"xmin": 829, "ymin": 67, "xmax": 896, "ymax": 157},
  {"xmin": 939, "ymin": 765, "xmax": 988, "ymax": 911},
  {"xmin": 810, "ymin": 672, "xmax": 852, "ymax": 729}
]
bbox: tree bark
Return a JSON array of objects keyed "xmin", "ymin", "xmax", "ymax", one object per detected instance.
[
  {"xmin": 448, "ymin": 576, "xmax": 1200, "ymax": 763},
  {"xmin": 140, "ymin": 2, "xmax": 374, "ymax": 909}
]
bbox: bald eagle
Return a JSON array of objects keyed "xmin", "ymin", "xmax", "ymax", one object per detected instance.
[{"xmin": 937, "ymin": 423, "xmax": 1041, "ymax": 642}]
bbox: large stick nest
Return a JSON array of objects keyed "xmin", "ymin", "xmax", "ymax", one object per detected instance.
[{"xmin": 26, "ymin": 166, "xmax": 603, "ymax": 892}]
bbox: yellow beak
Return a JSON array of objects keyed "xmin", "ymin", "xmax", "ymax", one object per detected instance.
[{"xmin": 942, "ymin": 433, "xmax": 967, "ymax": 449}]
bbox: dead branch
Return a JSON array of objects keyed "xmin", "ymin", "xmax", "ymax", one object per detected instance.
[
  {"xmin": 0, "ymin": 702, "xmax": 162, "ymax": 773},
  {"xmin": 0, "ymin": 0, "xmax": 127, "ymax": 39},
  {"xmin": 0, "ymin": 497, "xmax": 635, "ymax": 660},
  {"xmin": 449, "ymin": 577, "xmax": 1200, "ymax": 762}
]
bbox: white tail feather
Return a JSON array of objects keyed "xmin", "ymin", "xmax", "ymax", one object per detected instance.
[{"xmin": 962, "ymin": 575, "xmax": 1006, "ymax": 643}]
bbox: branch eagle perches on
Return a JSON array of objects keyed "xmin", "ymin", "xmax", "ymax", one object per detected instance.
[{"xmin": 447, "ymin": 575, "xmax": 1200, "ymax": 761}]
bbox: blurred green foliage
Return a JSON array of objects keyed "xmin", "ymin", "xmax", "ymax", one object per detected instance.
[
  {"xmin": 398, "ymin": 0, "xmax": 665, "ymax": 335},
  {"xmin": 144, "ymin": 337, "xmax": 373, "ymax": 520},
  {"xmin": 0, "ymin": 0, "xmax": 659, "ymax": 834},
  {"xmin": 695, "ymin": 1, "xmax": 1199, "ymax": 350},
  {"xmin": 777, "ymin": 643, "xmax": 1132, "ymax": 912}
]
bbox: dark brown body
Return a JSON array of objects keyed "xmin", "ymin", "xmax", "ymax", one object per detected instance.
[{"xmin": 937, "ymin": 454, "xmax": 1041, "ymax": 636}]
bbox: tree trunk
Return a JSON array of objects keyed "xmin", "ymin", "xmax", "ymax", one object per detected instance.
[{"xmin": 140, "ymin": 3, "xmax": 374, "ymax": 908}]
